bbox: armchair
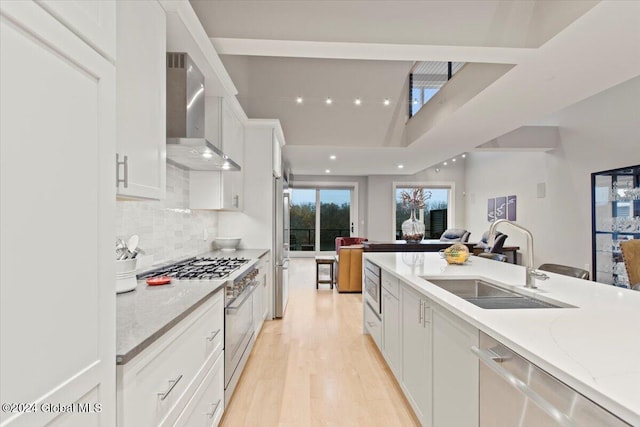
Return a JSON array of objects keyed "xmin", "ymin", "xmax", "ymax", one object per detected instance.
[
  {"xmin": 439, "ymin": 229, "xmax": 471, "ymax": 243},
  {"xmin": 474, "ymin": 231, "xmax": 508, "ymax": 253}
]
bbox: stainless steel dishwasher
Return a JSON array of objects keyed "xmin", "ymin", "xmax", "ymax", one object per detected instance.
[{"xmin": 472, "ymin": 332, "xmax": 631, "ymax": 427}]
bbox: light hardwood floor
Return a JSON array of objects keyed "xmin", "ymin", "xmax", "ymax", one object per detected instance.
[{"xmin": 220, "ymin": 258, "xmax": 420, "ymax": 427}]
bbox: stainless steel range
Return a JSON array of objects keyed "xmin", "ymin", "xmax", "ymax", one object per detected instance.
[
  {"xmin": 137, "ymin": 256, "xmax": 259, "ymax": 405},
  {"xmin": 137, "ymin": 256, "xmax": 249, "ymax": 281}
]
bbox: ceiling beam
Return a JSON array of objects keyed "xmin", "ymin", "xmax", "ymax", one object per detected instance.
[{"xmin": 211, "ymin": 38, "xmax": 534, "ymax": 64}]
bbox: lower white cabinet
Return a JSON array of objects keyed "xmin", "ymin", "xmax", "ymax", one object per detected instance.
[
  {"xmin": 364, "ymin": 301, "xmax": 382, "ymax": 349},
  {"xmin": 401, "ymin": 284, "xmax": 432, "ymax": 427},
  {"xmin": 117, "ymin": 290, "xmax": 224, "ymax": 427},
  {"xmin": 382, "ymin": 287, "xmax": 401, "ymax": 377},
  {"xmin": 364, "ymin": 267, "xmax": 480, "ymax": 427},
  {"xmin": 174, "ymin": 351, "xmax": 224, "ymax": 427},
  {"xmin": 432, "ymin": 305, "xmax": 479, "ymax": 427}
]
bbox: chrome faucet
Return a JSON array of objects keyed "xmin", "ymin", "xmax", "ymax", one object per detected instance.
[{"xmin": 488, "ymin": 219, "xmax": 549, "ymax": 288}]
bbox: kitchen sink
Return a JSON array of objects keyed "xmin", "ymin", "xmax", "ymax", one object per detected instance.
[{"xmin": 424, "ymin": 278, "xmax": 573, "ymax": 309}]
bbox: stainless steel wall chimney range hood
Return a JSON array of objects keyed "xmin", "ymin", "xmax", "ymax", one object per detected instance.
[{"xmin": 166, "ymin": 53, "xmax": 240, "ymax": 171}]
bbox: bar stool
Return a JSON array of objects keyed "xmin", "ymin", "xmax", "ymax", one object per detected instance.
[{"xmin": 315, "ymin": 256, "xmax": 334, "ymax": 289}]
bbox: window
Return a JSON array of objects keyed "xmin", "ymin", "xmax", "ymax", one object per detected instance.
[
  {"xmin": 395, "ymin": 186, "xmax": 451, "ymax": 240},
  {"xmin": 410, "ymin": 61, "xmax": 465, "ymax": 117}
]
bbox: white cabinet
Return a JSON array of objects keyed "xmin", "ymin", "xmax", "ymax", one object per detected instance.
[
  {"xmin": 115, "ymin": 0, "xmax": 166, "ymax": 200},
  {"xmin": 117, "ymin": 290, "xmax": 224, "ymax": 427},
  {"xmin": 174, "ymin": 352, "xmax": 224, "ymax": 427},
  {"xmin": 381, "ymin": 272, "xmax": 401, "ymax": 377},
  {"xmin": 37, "ymin": 0, "xmax": 116, "ymax": 60},
  {"xmin": 401, "ymin": 284, "xmax": 432, "ymax": 427},
  {"xmin": 432, "ymin": 305, "xmax": 479, "ymax": 427},
  {"xmin": 1, "ymin": 1, "xmax": 115, "ymax": 425},
  {"xmin": 253, "ymin": 254, "xmax": 270, "ymax": 336},
  {"xmin": 190, "ymin": 98, "xmax": 244, "ymax": 210}
]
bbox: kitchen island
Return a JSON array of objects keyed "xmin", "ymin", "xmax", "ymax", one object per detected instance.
[{"xmin": 363, "ymin": 252, "xmax": 640, "ymax": 426}]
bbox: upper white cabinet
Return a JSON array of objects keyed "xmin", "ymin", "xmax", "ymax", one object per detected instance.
[
  {"xmin": 190, "ymin": 97, "xmax": 244, "ymax": 211},
  {"xmin": 115, "ymin": 0, "xmax": 166, "ymax": 200},
  {"xmin": 37, "ymin": 0, "xmax": 116, "ymax": 60},
  {"xmin": 1, "ymin": 1, "xmax": 115, "ymax": 425}
]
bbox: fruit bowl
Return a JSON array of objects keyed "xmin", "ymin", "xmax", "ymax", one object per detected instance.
[{"xmin": 215, "ymin": 237, "xmax": 241, "ymax": 251}]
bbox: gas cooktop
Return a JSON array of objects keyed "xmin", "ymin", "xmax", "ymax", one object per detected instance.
[{"xmin": 137, "ymin": 257, "xmax": 249, "ymax": 281}]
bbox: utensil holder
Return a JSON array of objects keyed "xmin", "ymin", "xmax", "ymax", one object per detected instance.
[{"xmin": 116, "ymin": 258, "xmax": 138, "ymax": 294}]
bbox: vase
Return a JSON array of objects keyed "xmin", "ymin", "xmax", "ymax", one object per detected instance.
[{"xmin": 401, "ymin": 209, "xmax": 425, "ymax": 243}]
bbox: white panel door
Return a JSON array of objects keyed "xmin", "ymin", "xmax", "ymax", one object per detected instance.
[
  {"xmin": 0, "ymin": 2, "xmax": 115, "ymax": 426},
  {"xmin": 116, "ymin": 0, "xmax": 166, "ymax": 200},
  {"xmin": 36, "ymin": 0, "xmax": 116, "ymax": 60}
]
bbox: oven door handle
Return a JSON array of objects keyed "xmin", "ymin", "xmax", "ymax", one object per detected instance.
[
  {"xmin": 471, "ymin": 346, "xmax": 576, "ymax": 427},
  {"xmin": 226, "ymin": 283, "xmax": 257, "ymax": 313}
]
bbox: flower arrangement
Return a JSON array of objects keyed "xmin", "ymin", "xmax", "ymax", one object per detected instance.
[{"xmin": 400, "ymin": 188, "xmax": 432, "ymax": 211}]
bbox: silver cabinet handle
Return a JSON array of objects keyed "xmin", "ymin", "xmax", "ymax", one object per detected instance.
[
  {"xmin": 233, "ymin": 195, "xmax": 239, "ymax": 208},
  {"xmin": 205, "ymin": 399, "xmax": 222, "ymax": 418},
  {"xmin": 157, "ymin": 374, "xmax": 183, "ymax": 401},
  {"xmin": 116, "ymin": 153, "xmax": 129, "ymax": 189},
  {"xmin": 207, "ymin": 328, "xmax": 221, "ymax": 342},
  {"xmin": 226, "ymin": 283, "xmax": 257, "ymax": 313},
  {"xmin": 471, "ymin": 346, "xmax": 576, "ymax": 427},
  {"xmin": 419, "ymin": 300, "xmax": 424, "ymax": 324}
]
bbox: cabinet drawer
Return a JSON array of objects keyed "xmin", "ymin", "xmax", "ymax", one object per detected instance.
[
  {"xmin": 175, "ymin": 351, "xmax": 225, "ymax": 427},
  {"xmin": 364, "ymin": 301, "xmax": 382, "ymax": 350},
  {"xmin": 381, "ymin": 271, "xmax": 399, "ymax": 298},
  {"xmin": 118, "ymin": 290, "xmax": 224, "ymax": 427}
]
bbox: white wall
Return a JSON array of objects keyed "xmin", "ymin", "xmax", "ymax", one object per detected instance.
[
  {"xmin": 367, "ymin": 159, "xmax": 466, "ymax": 241},
  {"xmin": 465, "ymin": 76, "xmax": 640, "ymax": 272}
]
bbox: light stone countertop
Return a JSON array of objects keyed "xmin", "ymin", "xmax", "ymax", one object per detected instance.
[
  {"xmin": 116, "ymin": 249, "xmax": 269, "ymax": 365},
  {"xmin": 364, "ymin": 252, "xmax": 640, "ymax": 426}
]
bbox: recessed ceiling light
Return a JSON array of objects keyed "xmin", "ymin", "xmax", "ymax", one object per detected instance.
[
  {"xmin": 202, "ymin": 151, "xmax": 213, "ymax": 159},
  {"xmin": 383, "ymin": 98, "xmax": 390, "ymax": 106},
  {"xmin": 452, "ymin": 158, "xmax": 456, "ymax": 162},
  {"xmin": 398, "ymin": 164, "xmax": 404, "ymax": 169},
  {"xmin": 329, "ymin": 155, "xmax": 336, "ymax": 160},
  {"xmin": 461, "ymin": 153, "xmax": 466, "ymax": 158},
  {"xmin": 325, "ymin": 97, "xmax": 333, "ymax": 105},
  {"xmin": 222, "ymin": 161, "xmax": 231, "ymax": 170},
  {"xmin": 325, "ymin": 169, "xmax": 331, "ymax": 173},
  {"xmin": 296, "ymin": 96, "xmax": 303, "ymax": 104},
  {"xmin": 354, "ymin": 98, "xmax": 362, "ymax": 106},
  {"xmin": 443, "ymin": 162, "xmax": 448, "ymax": 166}
]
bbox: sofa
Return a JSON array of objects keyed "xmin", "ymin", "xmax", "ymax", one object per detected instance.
[
  {"xmin": 336, "ymin": 245, "xmax": 364, "ymax": 293},
  {"xmin": 335, "ymin": 236, "xmax": 368, "ymax": 253}
]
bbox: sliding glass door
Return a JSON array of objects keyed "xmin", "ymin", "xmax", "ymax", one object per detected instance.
[{"xmin": 290, "ymin": 187, "xmax": 355, "ymax": 254}]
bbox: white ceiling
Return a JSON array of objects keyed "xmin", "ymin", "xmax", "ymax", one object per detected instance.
[{"xmin": 190, "ymin": 0, "xmax": 640, "ymax": 176}]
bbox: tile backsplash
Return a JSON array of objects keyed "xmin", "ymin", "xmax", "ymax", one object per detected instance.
[{"xmin": 116, "ymin": 163, "xmax": 217, "ymax": 267}]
